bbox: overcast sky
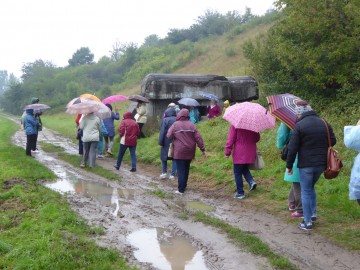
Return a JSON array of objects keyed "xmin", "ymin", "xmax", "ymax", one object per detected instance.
[{"xmin": 1, "ymin": 0, "xmax": 274, "ymax": 77}]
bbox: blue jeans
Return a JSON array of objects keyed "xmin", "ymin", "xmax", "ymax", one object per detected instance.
[
  {"xmin": 233, "ymin": 164, "xmax": 254, "ymax": 195},
  {"xmin": 98, "ymin": 135, "xmax": 103, "ymax": 155},
  {"xmin": 175, "ymin": 160, "xmax": 191, "ymax": 193},
  {"xmin": 299, "ymin": 166, "xmax": 325, "ymax": 223},
  {"xmin": 116, "ymin": 144, "xmax": 136, "ymax": 169},
  {"xmin": 161, "ymin": 160, "xmax": 177, "ymax": 176}
]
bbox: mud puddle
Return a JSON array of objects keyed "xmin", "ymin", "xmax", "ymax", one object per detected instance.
[{"xmin": 128, "ymin": 228, "xmax": 208, "ymax": 270}]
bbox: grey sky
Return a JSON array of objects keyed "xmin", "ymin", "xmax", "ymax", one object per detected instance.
[{"xmin": 1, "ymin": 0, "xmax": 274, "ymax": 77}]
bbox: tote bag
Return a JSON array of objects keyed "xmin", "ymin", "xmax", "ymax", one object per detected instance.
[{"xmin": 249, "ymin": 151, "xmax": 265, "ymax": 170}]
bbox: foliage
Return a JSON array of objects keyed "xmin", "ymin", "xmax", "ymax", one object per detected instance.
[
  {"xmin": 68, "ymin": 47, "xmax": 94, "ymax": 67},
  {"xmin": 243, "ymin": 0, "xmax": 360, "ymax": 99},
  {"xmin": 0, "ymin": 118, "xmax": 132, "ymax": 269}
]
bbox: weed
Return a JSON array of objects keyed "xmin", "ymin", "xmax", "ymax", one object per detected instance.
[{"xmin": 150, "ymin": 189, "xmax": 173, "ymax": 199}]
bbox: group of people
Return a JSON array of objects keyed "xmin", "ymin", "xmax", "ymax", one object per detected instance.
[{"xmin": 22, "ymin": 95, "xmax": 360, "ymax": 232}]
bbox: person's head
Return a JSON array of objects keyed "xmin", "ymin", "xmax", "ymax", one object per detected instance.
[
  {"xmin": 123, "ymin": 112, "xmax": 133, "ymax": 119},
  {"xmin": 224, "ymin": 100, "xmax": 230, "ymax": 108},
  {"xmin": 176, "ymin": 108, "xmax": 190, "ymax": 121},
  {"xmin": 294, "ymin": 100, "xmax": 312, "ymax": 118},
  {"xmin": 210, "ymin": 100, "xmax": 217, "ymax": 106},
  {"xmin": 31, "ymin": 97, "xmax": 39, "ymax": 104},
  {"xmin": 137, "ymin": 101, "xmax": 143, "ymax": 106},
  {"xmin": 105, "ymin": 103, "xmax": 113, "ymax": 111},
  {"xmin": 168, "ymin": 102, "xmax": 176, "ymax": 108},
  {"xmin": 164, "ymin": 107, "xmax": 177, "ymax": 118}
]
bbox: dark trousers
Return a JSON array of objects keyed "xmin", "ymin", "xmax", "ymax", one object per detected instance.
[
  {"xmin": 78, "ymin": 137, "xmax": 83, "ymax": 155},
  {"xmin": 138, "ymin": 123, "xmax": 145, "ymax": 138},
  {"xmin": 175, "ymin": 159, "xmax": 191, "ymax": 193},
  {"xmin": 233, "ymin": 164, "xmax": 254, "ymax": 195},
  {"xmin": 33, "ymin": 133, "xmax": 38, "ymax": 151},
  {"xmin": 116, "ymin": 144, "xmax": 137, "ymax": 169},
  {"xmin": 26, "ymin": 134, "xmax": 37, "ymax": 156}
]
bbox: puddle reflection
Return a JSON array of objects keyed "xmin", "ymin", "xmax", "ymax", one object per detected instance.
[{"xmin": 127, "ymin": 228, "xmax": 208, "ymax": 270}]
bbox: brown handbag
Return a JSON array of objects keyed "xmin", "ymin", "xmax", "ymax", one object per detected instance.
[{"xmin": 322, "ymin": 119, "xmax": 343, "ymax": 179}]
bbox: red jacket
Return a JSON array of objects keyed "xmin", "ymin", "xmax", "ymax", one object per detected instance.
[
  {"xmin": 208, "ymin": 105, "xmax": 221, "ymax": 119},
  {"xmin": 167, "ymin": 109, "xmax": 205, "ymax": 160},
  {"xmin": 119, "ymin": 112, "xmax": 140, "ymax": 146}
]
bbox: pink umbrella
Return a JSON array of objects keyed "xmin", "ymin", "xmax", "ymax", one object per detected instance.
[
  {"xmin": 223, "ymin": 102, "xmax": 275, "ymax": 132},
  {"xmin": 102, "ymin": 95, "xmax": 128, "ymax": 104}
]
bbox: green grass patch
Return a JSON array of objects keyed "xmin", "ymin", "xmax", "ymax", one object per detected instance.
[
  {"xmin": 194, "ymin": 212, "xmax": 297, "ymax": 270},
  {"xmin": 39, "ymin": 142, "xmax": 65, "ymax": 152},
  {"xmin": 0, "ymin": 117, "xmax": 133, "ymax": 269},
  {"xmin": 149, "ymin": 189, "xmax": 173, "ymax": 199}
]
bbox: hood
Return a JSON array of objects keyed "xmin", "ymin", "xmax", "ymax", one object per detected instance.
[
  {"xmin": 176, "ymin": 109, "xmax": 190, "ymax": 121},
  {"xmin": 105, "ymin": 103, "xmax": 113, "ymax": 111},
  {"xmin": 26, "ymin": 109, "xmax": 34, "ymax": 115},
  {"xmin": 164, "ymin": 108, "xmax": 177, "ymax": 118},
  {"xmin": 31, "ymin": 97, "xmax": 39, "ymax": 104},
  {"xmin": 123, "ymin": 112, "xmax": 133, "ymax": 119},
  {"xmin": 297, "ymin": 111, "xmax": 317, "ymax": 122}
]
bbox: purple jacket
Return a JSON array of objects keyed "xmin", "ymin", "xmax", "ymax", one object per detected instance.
[
  {"xmin": 167, "ymin": 109, "xmax": 205, "ymax": 160},
  {"xmin": 225, "ymin": 125, "xmax": 260, "ymax": 164},
  {"xmin": 208, "ymin": 105, "xmax": 221, "ymax": 119}
]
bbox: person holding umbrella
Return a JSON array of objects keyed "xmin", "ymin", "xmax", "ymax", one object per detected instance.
[
  {"xmin": 103, "ymin": 104, "xmax": 120, "ymax": 156},
  {"xmin": 135, "ymin": 101, "xmax": 147, "ymax": 138},
  {"xmin": 24, "ymin": 108, "xmax": 39, "ymax": 157}
]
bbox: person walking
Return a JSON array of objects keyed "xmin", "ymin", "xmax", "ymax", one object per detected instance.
[
  {"xmin": 80, "ymin": 113, "xmax": 101, "ymax": 168},
  {"xmin": 344, "ymin": 120, "xmax": 360, "ymax": 206},
  {"xmin": 167, "ymin": 109, "xmax": 206, "ymax": 194},
  {"xmin": 189, "ymin": 106, "xmax": 200, "ymax": 124},
  {"xmin": 159, "ymin": 107, "xmax": 177, "ymax": 180},
  {"xmin": 24, "ymin": 108, "xmax": 39, "ymax": 157},
  {"xmin": 114, "ymin": 112, "xmax": 140, "ymax": 172},
  {"xmin": 225, "ymin": 126, "xmax": 259, "ymax": 199},
  {"xmin": 277, "ymin": 122, "xmax": 302, "ymax": 217},
  {"xmin": 97, "ymin": 120, "xmax": 108, "ymax": 158},
  {"xmin": 207, "ymin": 100, "xmax": 221, "ymax": 119},
  {"xmin": 103, "ymin": 103, "xmax": 120, "ymax": 156},
  {"xmin": 135, "ymin": 101, "xmax": 147, "ymax": 138},
  {"xmin": 286, "ymin": 101, "xmax": 336, "ymax": 231}
]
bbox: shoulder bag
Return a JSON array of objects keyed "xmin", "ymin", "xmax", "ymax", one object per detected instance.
[
  {"xmin": 322, "ymin": 119, "xmax": 343, "ymax": 179},
  {"xmin": 249, "ymin": 151, "xmax": 265, "ymax": 170}
]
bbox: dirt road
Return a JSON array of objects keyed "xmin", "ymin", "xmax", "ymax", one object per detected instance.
[{"xmin": 7, "ymin": 116, "xmax": 360, "ymax": 270}]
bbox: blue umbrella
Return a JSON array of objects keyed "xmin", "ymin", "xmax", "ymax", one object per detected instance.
[
  {"xmin": 199, "ymin": 92, "xmax": 219, "ymax": 102},
  {"xmin": 178, "ymin": 98, "xmax": 200, "ymax": 107}
]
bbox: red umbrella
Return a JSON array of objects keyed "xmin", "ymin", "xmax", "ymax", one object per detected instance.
[{"xmin": 102, "ymin": 95, "xmax": 128, "ymax": 104}]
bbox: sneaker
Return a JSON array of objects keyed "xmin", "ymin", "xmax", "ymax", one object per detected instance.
[
  {"xmin": 234, "ymin": 193, "xmax": 246, "ymax": 199},
  {"xmin": 97, "ymin": 155, "xmax": 104, "ymax": 159},
  {"xmin": 288, "ymin": 204, "xmax": 296, "ymax": 211},
  {"xmin": 175, "ymin": 190, "xmax": 184, "ymax": 195},
  {"xmin": 130, "ymin": 168, "xmax": 136, "ymax": 172},
  {"xmin": 107, "ymin": 150, "xmax": 113, "ymax": 155},
  {"xmin": 249, "ymin": 182, "xmax": 257, "ymax": 191},
  {"xmin": 31, "ymin": 149, "xmax": 40, "ymax": 153},
  {"xmin": 291, "ymin": 211, "xmax": 304, "ymax": 218},
  {"xmin": 311, "ymin": 215, "xmax": 317, "ymax": 222},
  {"xmin": 80, "ymin": 164, "xmax": 85, "ymax": 168},
  {"xmin": 160, "ymin": 173, "xmax": 167, "ymax": 179},
  {"xmin": 169, "ymin": 175, "xmax": 175, "ymax": 180},
  {"xmin": 114, "ymin": 165, "xmax": 119, "ymax": 170},
  {"xmin": 298, "ymin": 221, "xmax": 312, "ymax": 231}
]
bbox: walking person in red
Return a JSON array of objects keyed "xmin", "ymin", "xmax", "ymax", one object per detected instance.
[
  {"xmin": 167, "ymin": 109, "xmax": 206, "ymax": 194},
  {"xmin": 114, "ymin": 112, "xmax": 140, "ymax": 172}
]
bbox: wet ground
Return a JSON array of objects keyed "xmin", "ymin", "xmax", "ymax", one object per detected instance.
[{"xmin": 5, "ymin": 114, "xmax": 360, "ymax": 270}]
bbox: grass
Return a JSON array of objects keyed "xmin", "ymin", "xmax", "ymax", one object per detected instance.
[
  {"xmin": 193, "ymin": 212, "xmax": 297, "ymax": 270},
  {"xmin": 0, "ymin": 117, "xmax": 133, "ymax": 269},
  {"xmin": 149, "ymin": 189, "xmax": 173, "ymax": 199}
]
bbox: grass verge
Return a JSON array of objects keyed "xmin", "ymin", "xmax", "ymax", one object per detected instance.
[
  {"xmin": 193, "ymin": 212, "xmax": 298, "ymax": 270},
  {"xmin": 0, "ymin": 117, "xmax": 132, "ymax": 269}
]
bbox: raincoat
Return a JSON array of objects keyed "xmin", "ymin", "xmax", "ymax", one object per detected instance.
[
  {"xmin": 79, "ymin": 113, "xmax": 101, "ymax": 142},
  {"xmin": 135, "ymin": 103, "xmax": 147, "ymax": 124},
  {"xmin": 103, "ymin": 111, "xmax": 120, "ymax": 137},
  {"xmin": 24, "ymin": 109, "xmax": 39, "ymax": 135},
  {"xmin": 225, "ymin": 125, "xmax": 260, "ymax": 164},
  {"xmin": 159, "ymin": 108, "xmax": 177, "ymax": 161},
  {"xmin": 277, "ymin": 123, "xmax": 300, "ymax": 182},
  {"xmin": 344, "ymin": 126, "xmax": 360, "ymax": 200},
  {"xmin": 119, "ymin": 112, "xmax": 140, "ymax": 146},
  {"xmin": 189, "ymin": 108, "xmax": 200, "ymax": 124},
  {"xmin": 167, "ymin": 109, "xmax": 205, "ymax": 160}
]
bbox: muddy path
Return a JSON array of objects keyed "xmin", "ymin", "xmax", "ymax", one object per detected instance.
[{"xmin": 4, "ymin": 114, "xmax": 360, "ymax": 270}]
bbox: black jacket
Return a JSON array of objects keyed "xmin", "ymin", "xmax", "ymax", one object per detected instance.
[{"xmin": 286, "ymin": 111, "xmax": 336, "ymax": 169}]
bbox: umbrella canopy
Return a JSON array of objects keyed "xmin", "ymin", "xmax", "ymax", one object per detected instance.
[
  {"xmin": 178, "ymin": 98, "xmax": 200, "ymax": 107},
  {"xmin": 80, "ymin": 93, "xmax": 101, "ymax": 102},
  {"xmin": 102, "ymin": 95, "xmax": 128, "ymax": 104},
  {"xmin": 24, "ymin": 103, "xmax": 51, "ymax": 111},
  {"xmin": 266, "ymin": 93, "xmax": 302, "ymax": 129},
  {"xmin": 223, "ymin": 102, "xmax": 275, "ymax": 132},
  {"xmin": 128, "ymin": 95, "xmax": 149, "ymax": 103},
  {"xmin": 66, "ymin": 100, "xmax": 111, "ymax": 119},
  {"xmin": 199, "ymin": 92, "xmax": 219, "ymax": 102}
]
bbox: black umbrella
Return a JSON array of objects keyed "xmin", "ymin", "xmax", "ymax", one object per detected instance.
[{"xmin": 128, "ymin": 95, "xmax": 149, "ymax": 103}]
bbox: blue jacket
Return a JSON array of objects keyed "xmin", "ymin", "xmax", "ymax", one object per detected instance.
[
  {"xmin": 190, "ymin": 108, "xmax": 200, "ymax": 124},
  {"xmin": 103, "ymin": 112, "xmax": 120, "ymax": 137},
  {"xmin": 277, "ymin": 123, "xmax": 300, "ymax": 182},
  {"xmin": 24, "ymin": 109, "xmax": 39, "ymax": 135},
  {"xmin": 344, "ymin": 126, "xmax": 360, "ymax": 200},
  {"xmin": 159, "ymin": 108, "xmax": 177, "ymax": 161}
]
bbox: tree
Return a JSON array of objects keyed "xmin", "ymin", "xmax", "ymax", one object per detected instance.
[
  {"xmin": 109, "ymin": 42, "xmax": 137, "ymax": 61},
  {"xmin": 68, "ymin": 47, "xmax": 94, "ymax": 67},
  {"xmin": 142, "ymin": 34, "xmax": 161, "ymax": 48},
  {"xmin": 0, "ymin": 70, "xmax": 8, "ymax": 95},
  {"xmin": 244, "ymin": 0, "xmax": 360, "ymax": 98}
]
